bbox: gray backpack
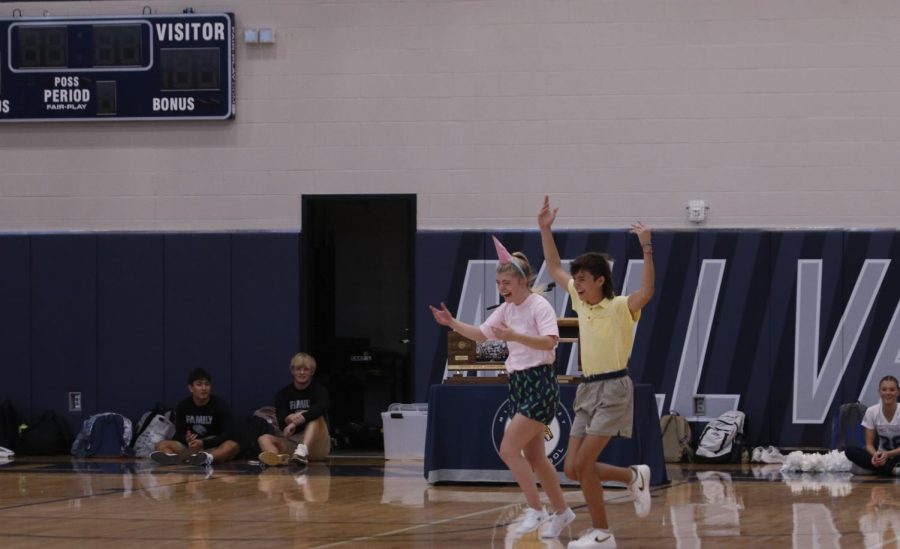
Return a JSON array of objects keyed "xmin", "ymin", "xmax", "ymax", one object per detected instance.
[
  {"xmin": 695, "ymin": 411, "xmax": 746, "ymax": 463},
  {"xmin": 132, "ymin": 410, "xmax": 175, "ymax": 457}
]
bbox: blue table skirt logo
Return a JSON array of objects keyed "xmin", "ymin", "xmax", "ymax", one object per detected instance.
[{"xmin": 491, "ymin": 399, "xmax": 571, "ymax": 466}]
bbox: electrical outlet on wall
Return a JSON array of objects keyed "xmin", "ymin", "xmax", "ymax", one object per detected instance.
[
  {"xmin": 693, "ymin": 395, "xmax": 706, "ymax": 416},
  {"xmin": 68, "ymin": 392, "xmax": 82, "ymax": 412}
]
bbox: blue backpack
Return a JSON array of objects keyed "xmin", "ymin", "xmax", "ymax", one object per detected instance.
[
  {"xmin": 71, "ymin": 413, "xmax": 133, "ymax": 458},
  {"xmin": 831, "ymin": 401, "xmax": 867, "ymax": 449}
]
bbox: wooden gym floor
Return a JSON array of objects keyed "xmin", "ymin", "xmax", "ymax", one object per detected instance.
[{"xmin": 0, "ymin": 456, "xmax": 897, "ymax": 548}]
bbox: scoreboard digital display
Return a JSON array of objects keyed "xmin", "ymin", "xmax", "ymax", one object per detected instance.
[{"xmin": 0, "ymin": 12, "xmax": 234, "ymax": 121}]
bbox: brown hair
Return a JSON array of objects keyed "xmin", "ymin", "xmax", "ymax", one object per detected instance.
[{"xmin": 569, "ymin": 252, "xmax": 616, "ymax": 299}]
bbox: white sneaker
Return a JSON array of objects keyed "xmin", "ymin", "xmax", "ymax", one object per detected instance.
[
  {"xmin": 540, "ymin": 507, "xmax": 576, "ymax": 538},
  {"xmin": 628, "ymin": 464, "xmax": 651, "ymax": 517},
  {"xmin": 0, "ymin": 446, "xmax": 14, "ymax": 458},
  {"xmin": 514, "ymin": 507, "xmax": 549, "ymax": 534},
  {"xmin": 568, "ymin": 528, "xmax": 616, "ymax": 548},
  {"xmin": 751, "ymin": 446, "xmax": 763, "ymax": 463},
  {"xmin": 760, "ymin": 446, "xmax": 785, "ymax": 464},
  {"xmin": 188, "ymin": 451, "xmax": 213, "ymax": 466},
  {"xmin": 290, "ymin": 443, "xmax": 309, "ymax": 466}
]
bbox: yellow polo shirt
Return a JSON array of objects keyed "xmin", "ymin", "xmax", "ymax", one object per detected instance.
[{"xmin": 567, "ymin": 278, "xmax": 640, "ymax": 376}]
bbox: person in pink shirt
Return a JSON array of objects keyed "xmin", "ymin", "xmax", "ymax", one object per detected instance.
[{"xmin": 429, "ymin": 237, "xmax": 576, "ymax": 540}]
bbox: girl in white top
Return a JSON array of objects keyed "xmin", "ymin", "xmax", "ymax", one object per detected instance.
[
  {"xmin": 845, "ymin": 375, "xmax": 900, "ymax": 476},
  {"xmin": 429, "ymin": 237, "xmax": 576, "ymax": 540}
]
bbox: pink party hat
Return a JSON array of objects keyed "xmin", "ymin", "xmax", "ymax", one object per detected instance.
[{"xmin": 492, "ymin": 236, "xmax": 526, "ymax": 277}]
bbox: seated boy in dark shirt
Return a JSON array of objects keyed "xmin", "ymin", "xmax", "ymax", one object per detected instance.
[
  {"xmin": 258, "ymin": 352, "xmax": 331, "ymax": 466},
  {"xmin": 151, "ymin": 368, "xmax": 240, "ymax": 467}
]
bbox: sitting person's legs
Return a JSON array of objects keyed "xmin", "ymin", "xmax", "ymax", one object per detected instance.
[
  {"xmin": 151, "ymin": 440, "xmax": 189, "ymax": 465},
  {"xmin": 258, "ymin": 419, "xmax": 329, "ymax": 465},
  {"xmin": 303, "ymin": 416, "xmax": 331, "ymax": 461},
  {"xmin": 845, "ymin": 446, "xmax": 898, "ymax": 476},
  {"xmin": 206, "ymin": 440, "xmax": 240, "ymax": 463}
]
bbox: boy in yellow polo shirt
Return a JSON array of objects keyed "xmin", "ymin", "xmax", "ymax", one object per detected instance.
[{"xmin": 538, "ymin": 196, "xmax": 655, "ymax": 549}]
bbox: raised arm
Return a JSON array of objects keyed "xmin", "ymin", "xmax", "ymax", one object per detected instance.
[
  {"xmin": 627, "ymin": 221, "xmax": 655, "ymax": 314},
  {"xmin": 538, "ymin": 195, "xmax": 572, "ymax": 290},
  {"xmin": 429, "ymin": 302, "xmax": 487, "ymax": 343}
]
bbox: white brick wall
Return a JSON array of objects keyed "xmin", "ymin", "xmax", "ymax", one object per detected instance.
[{"xmin": 1, "ymin": 0, "xmax": 899, "ymax": 230}]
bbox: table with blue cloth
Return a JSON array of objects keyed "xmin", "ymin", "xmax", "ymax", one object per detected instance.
[{"xmin": 424, "ymin": 382, "xmax": 669, "ymax": 487}]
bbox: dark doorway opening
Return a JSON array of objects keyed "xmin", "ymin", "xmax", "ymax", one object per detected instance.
[{"xmin": 302, "ymin": 194, "xmax": 415, "ymax": 452}]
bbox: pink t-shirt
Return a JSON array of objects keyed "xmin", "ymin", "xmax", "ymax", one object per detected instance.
[{"xmin": 479, "ymin": 293, "xmax": 559, "ymax": 372}]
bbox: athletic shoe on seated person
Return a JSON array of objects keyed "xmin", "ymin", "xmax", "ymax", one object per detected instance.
[
  {"xmin": 513, "ymin": 506, "xmax": 549, "ymax": 534},
  {"xmin": 188, "ymin": 451, "xmax": 213, "ymax": 467},
  {"xmin": 259, "ymin": 451, "xmax": 290, "ymax": 466},
  {"xmin": 540, "ymin": 507, "xmax": 576, "ymax": 538},
  {"xmin": 150, "ymin": 451, "xmax": 182, "ymax": 466},
  {"xmin": 290, "ymin": 443, "xmax": 309, "ymax": 466},
  {"xmin": 628, "ymin": 464, "xmax": 651, "ymax": 517},
  {"xmin": 568, "ymin": 528, "xmax": 616, "ymax": 548}
]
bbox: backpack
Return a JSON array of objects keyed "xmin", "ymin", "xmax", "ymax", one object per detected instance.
[
  {"xmin": 0, "ymin": 399, "xmax": 21, "ymax": 453},
  {"xmin": 831, "ymin": 401, "xmax": 867, "ymax": 450},
  {"xmin": 18, "ymin": 411, "xmax": 73, "ymax": 455},
  {"xmin": 694, "ymin": 410, "xmax": 746, "ymax": 463},
  {"xmin": 130, "ymin": 405, "xmax": 175, "ymax": 458},
  {"xmin": 660, "ymin": 412, "xmax": 693, "ymax": 463},
  {"xmin": 236, "ymin": 408, "xmax": 278, "ymax": 459},
  {"xmin": 71, "ymin": 412, "xmax": 133, "ymax": 458}
]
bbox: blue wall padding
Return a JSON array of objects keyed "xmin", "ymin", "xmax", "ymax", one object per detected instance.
[
  {"xmin": 163, "ymin": 234, "xmax": 233, "ymax": 407},
  {"xmin": 0, "ymin": 232, "xmax": 302, "ymax": 435},
  {"xmin": 0, "ymin": 236, "xmax": 31, "ymax": 420},
  {"xmin": 230, "ymin": 232, "xmax": 301, "ymax": 414},
  {"xmin": 30, "ymin": 235, "xmax": 98, "ymax": 430},
  {"xmin": 96, "ymin": 234, "xmax": 165, "ymax": 422}
]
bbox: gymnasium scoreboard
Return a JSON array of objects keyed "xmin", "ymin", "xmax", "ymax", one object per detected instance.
[{"xmin": 0, "ymin": 12, "xmax": 234, "ymax": 122}]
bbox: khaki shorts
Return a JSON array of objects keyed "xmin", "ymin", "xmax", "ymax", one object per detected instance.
[
  {"xmin": 278, "ymin": 418, "xmax": 331, "ymax": 460},
  {"xmin": 570, "ymin": 374, "xmax": 634, "ymax": 438}
]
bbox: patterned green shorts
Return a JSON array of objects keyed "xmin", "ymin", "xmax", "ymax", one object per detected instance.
[{"xmin": 507, "ymin": 364, "xmax": 559, "ymax": 425}]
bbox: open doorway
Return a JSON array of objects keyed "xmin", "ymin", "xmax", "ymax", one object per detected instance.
[{"xmin": 302, "ymin": 194, "xmax": 415, "ymax": 451}]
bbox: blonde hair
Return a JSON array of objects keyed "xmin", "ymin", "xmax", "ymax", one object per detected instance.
[
  {"xmin": 289, "ymin": 352, "xmax": 317, "ymax": 374},
  {"xmin": 497, "ymin": 251, "xmax": 542, "ymax": 292}
]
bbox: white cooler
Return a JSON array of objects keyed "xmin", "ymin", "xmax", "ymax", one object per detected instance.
[{"xmin": 381, "ymin": 403, "xmax": 428, "ymax": 460}]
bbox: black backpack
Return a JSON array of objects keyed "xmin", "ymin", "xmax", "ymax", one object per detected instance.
[
  {"xmin": 0, "ymin": 399, "xmax": 20, "ymax": 452},
  {"xmin": 18, "ymin": 411, "xmax": 74, "ymax": 455}
]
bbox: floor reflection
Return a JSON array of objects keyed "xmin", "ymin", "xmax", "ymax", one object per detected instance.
[{"xmin": 257, "ymin": 463, "xmax": 332, "ymax": 521}]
